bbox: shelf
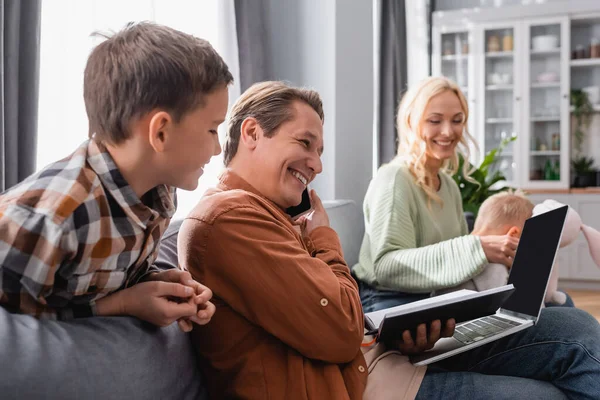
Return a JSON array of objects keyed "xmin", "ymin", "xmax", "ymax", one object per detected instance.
[
  {"xmin": 530, "ymin": 150, "xmax": 561, "ymax": 156},
  {"xmin": 530, "ymin": 48, "xmax": 561, "ymax": 56},
  {"xmin": 570, "ymin": 58, "xmax": 600, "ymax": 67},
  {"xmin": 570, "ymin": 105, "xmax": 600, "ymax": 112},
  {"xmin": 486, "ymin": 118, "xmax": 513, "ymax": 124},
  {"xmin": 485, "ymin": 51, "xmax": 514, "ymax": 58},
  {"xmin": 486, "ymin": 84, "xmax": 513, "ymax": 91},
  {"xmin": 531, "ymin": 82, "xmax": 560, "ymax": 88},
  {"xmin": 531, "ymin": 116, "xmax": 560, "ymax": 122},
  {"xmin": 442, "ymin": 54, "xmax": 468, "ymax": 61}
]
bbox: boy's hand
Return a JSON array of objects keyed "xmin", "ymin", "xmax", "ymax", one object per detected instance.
[
  {"xmin": 147, "ymin": 269, "xmax": 216, "ymax": 332},
  {"xmin": 296, "ymin": 190, "xmax": 330, "ymax": 236},
  {"xmin": 479, "ymin": 234, "xmax": 519, "ymax": 268},
  {"xmin": 96, "ymin": 280, "xmax": 198, "ymax": 327},
  {"xmin": 393, "ymin": 319, "xmax": 456, "ymax": 355}
]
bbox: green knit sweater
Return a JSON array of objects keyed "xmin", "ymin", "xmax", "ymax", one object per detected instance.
[{"xmin": 353, "ymin": 161, "xmax": 488, "ymax": 293}]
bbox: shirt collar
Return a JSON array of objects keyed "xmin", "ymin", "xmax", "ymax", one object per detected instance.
[
  {"xmin": 86, "ymin": 139, "xmax": 175, "ymax": 228},
  {"xmin": 218, "ymin": 169, "xmax": 293, "ymax": 221}
]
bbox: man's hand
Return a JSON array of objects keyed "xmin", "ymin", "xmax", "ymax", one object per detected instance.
[
  {"xmin": 394, "ymin": 319, "xmax": 456, "ymax": 355},
  {"xmin": 147, "ymin": 269, "xmax": 216, "ymax": 332},
  {"xmin": 296, "ymin": 190, "xmax": 330, "ymax": 236}
]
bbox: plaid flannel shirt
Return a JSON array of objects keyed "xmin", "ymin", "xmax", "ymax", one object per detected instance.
[{"xmin": 0, "ymin": 140, "xmax": 175, "ymax": 320}]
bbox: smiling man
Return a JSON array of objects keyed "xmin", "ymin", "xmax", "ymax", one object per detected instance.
[{"xmin": 178, "ymin": 81, "xmax": 456, "ymax": 400}]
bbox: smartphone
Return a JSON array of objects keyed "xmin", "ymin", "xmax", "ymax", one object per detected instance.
[{"xmin": 285, "ymin": 188, "xmax": 312, "ymax": 220}]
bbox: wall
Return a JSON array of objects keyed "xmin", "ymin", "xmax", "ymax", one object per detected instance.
[{"xmin": 263, "ymin": 0, "xmax": 374, "ymax": 207}]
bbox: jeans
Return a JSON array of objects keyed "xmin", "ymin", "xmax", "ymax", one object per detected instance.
[
  {"xmin": 358, "ymin": 280, "xmax": 430, "ymax": 313},
  {"xmin": 416, "ymin": 307, "xmax": 600, "ymax": 399}
]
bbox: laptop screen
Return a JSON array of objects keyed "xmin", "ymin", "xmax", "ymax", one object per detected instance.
[{"xmin": 502, "ymin": 205, "xmax": 568, "ymax": 317}]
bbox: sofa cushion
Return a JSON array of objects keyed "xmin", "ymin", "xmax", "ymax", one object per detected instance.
[
  {"xmin": 322, "ymin": 200, "xmax": 364, "ymax": 267},
  {"xmin": 0, "ymin": 307, "xmax": 206, "ymax": 399}
]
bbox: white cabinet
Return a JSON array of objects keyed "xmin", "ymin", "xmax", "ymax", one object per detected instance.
[
  {"xmin": 434, "ymin": 18, "xmax": 571, "ymax": 189},
  {"xmin": 522, "ymin": 18, "xmax": 571, "ymax": 190}
]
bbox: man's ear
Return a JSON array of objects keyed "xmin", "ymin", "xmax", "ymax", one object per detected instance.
[
  {"xmin": 507, "ymin": 226, "xmax": 521, "ymax": 238},
  {"xmin": 239, "ymin": 117, "xmax": 261, "ymax": 150},
  {"xmin": 148, "ymin": 111, "xmax": 173, "ymax": 153}
]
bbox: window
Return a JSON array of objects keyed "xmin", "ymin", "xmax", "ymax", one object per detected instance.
[{"xmin": 37, "ymin": 0, "xmax": 240, "ymax": 219}]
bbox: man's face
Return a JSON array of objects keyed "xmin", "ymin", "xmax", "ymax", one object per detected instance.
[
  {"xmin": 163, "ymin": 85, "xmax": 229, "ymax": 190},
  {"xmin": 252, "ymin": 101, "xmax": 324, "ymax": 209}
]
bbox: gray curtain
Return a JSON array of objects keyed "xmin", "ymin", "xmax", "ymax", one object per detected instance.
[
  {"xmin": 377, "ymin": 0, "xmax": 407, "ymax": 166},
  {"xmin": 234, "ymin": 0, "xmax": 272, "ymax": 92},
  {"xmin": 0, "ymin": 0, "xmax": 41, "ymax": 192}
]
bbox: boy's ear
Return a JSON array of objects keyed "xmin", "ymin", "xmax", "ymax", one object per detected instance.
[
  {"xmin": 239, "ymin": 117, "xmax": 261, "ymax": 150},
  {"xmin": 148, "ymin": 111, "xmax": 173, "ymax": 152},
  {"xmin": 507, "ymin": 226, "xmax": 521, "ymax": 238}
]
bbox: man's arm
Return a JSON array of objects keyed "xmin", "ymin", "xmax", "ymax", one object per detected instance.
[{"xmin": 179, "ymin": 201, "xmax": 364, "ymax": 364}]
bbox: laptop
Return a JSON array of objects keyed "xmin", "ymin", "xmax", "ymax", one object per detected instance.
[{"xmin": 410, "ymin": 205, "xmax": 568, "ymax": 366}]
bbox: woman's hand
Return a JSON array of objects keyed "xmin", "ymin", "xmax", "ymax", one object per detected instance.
[{"xmin": 479, "ymin": 234, "xmax": 520, "ymax": 267}]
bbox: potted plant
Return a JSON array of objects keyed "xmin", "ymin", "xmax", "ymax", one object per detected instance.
[
  {"xmin": 571, "ymin": 156, "xmax": 596, "ymax": 187},
  {"xmin": 452, "ymin": 136, "xmax": 516, "ymax": 231},
  {"xmin": 570, "ymin": 89, "xmax": 597, "ymax": 187}
]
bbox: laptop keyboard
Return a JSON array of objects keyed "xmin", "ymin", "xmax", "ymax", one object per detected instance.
[{"xmin": 453, "ymin": 315, "xmax": 523, "ymax": 344}]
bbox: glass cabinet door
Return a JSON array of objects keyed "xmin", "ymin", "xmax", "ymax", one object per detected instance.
[
  {"xmin": 439, "ymin": 31, "xmax": 470, "ymax": 96},
  {"xmin": 479, "ymin": 25, "xmax": 519, "ymax": 185},
  {"xmin": 524, "ymin": 18, "xmax": 569, "ymax": 188},
  {"xmin": 434, "ymin": 28, "xmax": 476, "ymax": 154}
]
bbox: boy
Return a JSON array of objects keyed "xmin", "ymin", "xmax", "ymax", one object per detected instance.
[
  {"xmin": 437, "ymin": 190, "xmax": 533, "ymax": 294},
  {"xmin": 0, "ymin": 22, "xmax": 232, "ymax": 329}
]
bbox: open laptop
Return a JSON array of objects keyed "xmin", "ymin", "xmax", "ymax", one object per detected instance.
[{"xmin": 410, "ymin": 205, "xmax": 568, "ymax": 366}]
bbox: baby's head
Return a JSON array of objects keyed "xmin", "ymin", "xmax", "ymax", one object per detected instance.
[{"xmin": 473, "ymin": 190, "xmax": 534, "ymax": 237}]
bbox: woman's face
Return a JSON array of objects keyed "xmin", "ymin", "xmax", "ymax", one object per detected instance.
[{"xmin": 419, "ymin": 90, "xmax": 465, "ymax": 168}]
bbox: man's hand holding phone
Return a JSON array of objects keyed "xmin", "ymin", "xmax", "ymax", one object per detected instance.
[{"xmin": 296, "ymin": 190, "xmax": 330, "ymax": 235}]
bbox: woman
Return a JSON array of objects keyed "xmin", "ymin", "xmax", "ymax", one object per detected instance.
[{"xmin": 354, "ymin": 76, "xmax": 520, "ymax": 313}]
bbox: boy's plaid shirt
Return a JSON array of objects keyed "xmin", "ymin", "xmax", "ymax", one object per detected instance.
[{"xmin": 0, "ymin": 140, "xmax": 176, "ymax": 319}]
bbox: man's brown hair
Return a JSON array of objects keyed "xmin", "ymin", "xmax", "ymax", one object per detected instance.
[
  {"xmin": 223, "ymin": 81, "xmax": 324, "ymax": 166},
  {"xmin": 84, "ymin": 22, "xmax": 233, "ymax": 144}
]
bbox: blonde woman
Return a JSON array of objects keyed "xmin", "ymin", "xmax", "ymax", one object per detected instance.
[{"xmin": 354, "ymin": 76, "xmax": 520, "ymax": 312}]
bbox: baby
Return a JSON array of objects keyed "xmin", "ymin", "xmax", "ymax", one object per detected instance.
[{"xmin": 437, "ymin": 190, "xmax": 533, "ymax": 294}]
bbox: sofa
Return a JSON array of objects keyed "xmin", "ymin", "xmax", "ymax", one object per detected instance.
[{"xmin": 0, "ymin": 200, "xmax": 364, "ymax": 399}]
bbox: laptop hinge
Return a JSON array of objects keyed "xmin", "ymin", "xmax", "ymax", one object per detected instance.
[{"xmin": 498, "ymin": 308, "xmax": 536, "ymax": 322}]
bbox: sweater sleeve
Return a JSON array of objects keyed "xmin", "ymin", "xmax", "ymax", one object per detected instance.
[{"xmin": 367, "ymin": 170, "xmax": 488, "ymax": 292}]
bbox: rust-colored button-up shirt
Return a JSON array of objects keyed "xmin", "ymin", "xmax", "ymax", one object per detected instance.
[{"xmin": 179, "ymin": 171, "xmax": 368, "ymax": 399}]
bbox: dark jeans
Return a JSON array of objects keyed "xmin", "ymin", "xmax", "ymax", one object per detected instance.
[
  {"xmin": 416, "ymin": 307, "xmax": 600, "ymax": 399},
  {"xmin": 357, "ymin": 280, "xmax": 430, "ymax": 313}
]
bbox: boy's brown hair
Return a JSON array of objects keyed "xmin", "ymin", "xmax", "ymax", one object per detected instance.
[
  {"xmin": 84, "ymin": 22, "xmax": 233, "ymax": 145},
  {"xmin": 473, "ymin": 190, "xmax": 534, "ymax": 233},
  {"xmin": 223, "ymin": 81, "xmax": 324, "ymax": 166}
]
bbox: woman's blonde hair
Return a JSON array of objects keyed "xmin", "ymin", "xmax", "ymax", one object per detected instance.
[{"xmin": 395, "ymin": 76, "xmax": 477, "ymax": 205}]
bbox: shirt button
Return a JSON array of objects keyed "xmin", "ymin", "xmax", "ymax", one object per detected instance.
[
  {"xmin": 358, "ymin": 365, "xmax": 366, "ymax": 373},
  {"xmin": 320, "ymin": 298, "xmax": 328, "ymax": 307}
]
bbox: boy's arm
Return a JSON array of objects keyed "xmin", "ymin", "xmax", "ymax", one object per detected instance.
[
  {"xmin": 0, "ymin": 205, "xmax": 86, "ymax": 319},
  {"xmin": 179, "ymin": 205, "xmax": 365, "ymax": 364}
]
